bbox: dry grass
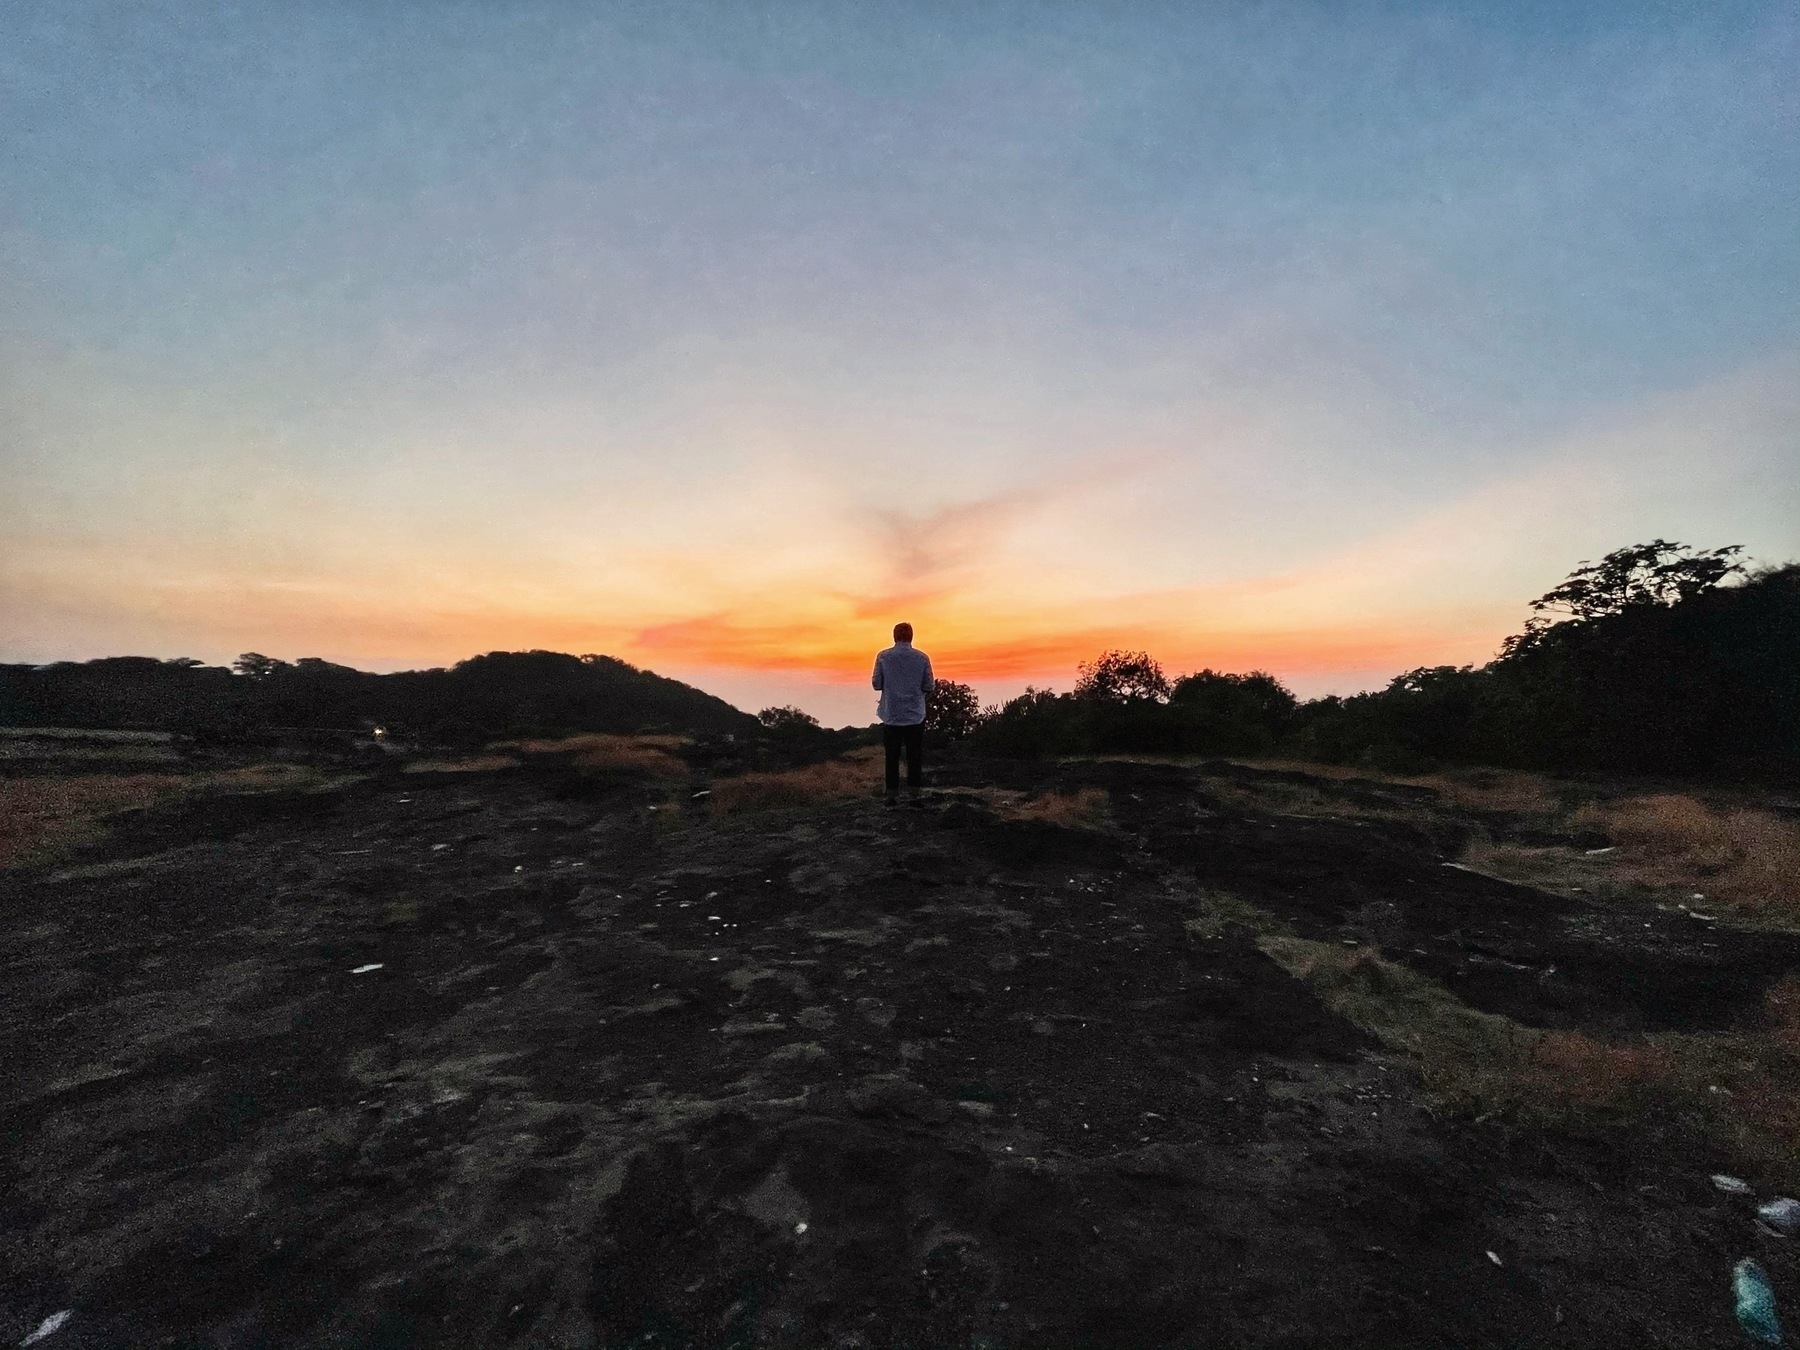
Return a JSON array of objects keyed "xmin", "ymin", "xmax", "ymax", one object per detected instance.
[
  {"xmin": 1571, "ymin": 794, "xmax": 1800, "ymax": 919},
  {"xmin": 1466, "ymin": 793, "xmax": 1800, "ymax": 924},
  {"xmin": 1182, "ymin": 802, "xmax": 1800, "ymax": 1179},
  {"xmin": 1259, "ymin": 935, "xmax": 1537, "ymax": 1110},
  {"xmin": 1231, "ymin": 759, "xmax": 1563, "ymax": 815},
  {"xmin": 0, "ymin": 763, "xmax": 347, "ymax": 869},
  {"xmin": 1514, "ymin": 1032, "xmax": 1680, "ymax": 1115},
  {"xmin": 992, "ymin": 787, "xmax": 1110, "ymax": 827},
  {"xmin": 1453, "ymin": 835, "xmax": 1605, "ymax": 897},
  {"xmin": 404, "ymin": 755, "xmax": 523, "ymax": 774},
  {"xmin": 1239, "ymin": 854, "xmax": 1794, "ymax": 1168},
  {"xmin": 1182, "ymin": 888, "xmax": 1294, "ymax": 941},
  {"xmin": 1263, "ymin": 930, "xmax": 1800, "ymax": 1184},
  {"xmin": 1204, "ymin": 776, "xmax": 1440, "ymax": 828},
  {"xmin": 709, "ymin": 749, "xmax": 882, "ymax": 815},
  {"xmin": 0, "ymin": 774, "xmax": 187, "ymax": 868},
  {"xmin": 1420, "ymin": 769, "xmax": 1564, "ymax": 816},
  {"xmin": 1273, "ymin": 932, "xmax": 1683, "ymax": 1123},
  {"xmin": 496, "ymin": 733, "xmax": 690, "ymax": 778}
]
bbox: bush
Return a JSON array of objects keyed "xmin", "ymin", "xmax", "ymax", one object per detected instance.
[
  {"xmin": 1075, "ymin": 650, "xmax": 1169, "ymax": 703},
  {"xmin": 757, "ymin": 705, "xmax": 820, "ymax": 732},
  {"xmin": 925, "ymin": 680, "xmax": 981, "ymax": 739}
]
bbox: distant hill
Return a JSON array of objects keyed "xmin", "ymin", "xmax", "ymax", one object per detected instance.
[{"xmin": 0, "ymin": 649, "xmax": 759, "ymax": 741}]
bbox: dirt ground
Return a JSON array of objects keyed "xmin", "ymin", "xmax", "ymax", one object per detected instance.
[{"xmin": 4, "ymin": 745, "xmax": 1799, "ymax": 1348}]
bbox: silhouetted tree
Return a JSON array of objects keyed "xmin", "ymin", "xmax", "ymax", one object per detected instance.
[
  {"xmin": 233, "ymin": 653, "xmax": 291, "ymax": 679},
  {"xmin": 1075, "ymin": 650, "xmax": 1169, "ymax": 703},
  {"xmin": 1170, "ymin": 669, "xmax": 1296, "ymax": 723},
  {"xmin": 757, "ymin": 706, "xmax": 820, "ymax": 731},
  {"xmin": 924, "ymin": 680, "xmax": 981, "ymax": 739},
  {"xmin": 1504, "ymin": 540, "xmax": 1745, "ymax": 656}
]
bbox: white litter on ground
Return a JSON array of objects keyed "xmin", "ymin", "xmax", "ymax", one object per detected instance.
[
  {"xmin": 1757, "ymin": 1197, "xmax": 1800, "ymax": 1235},
  {"xmin": 23, "ymin": 1310, "xmax": 72, "ymax": 1345},
  {"xmin": 1713, "ymin": 1174, "xmax": 1754, "ymax": 1195},
  {"xmin": 1486, "ymin": 1251, "xmax": 1503, "ymax": 1267},
  {"xmin": 351, "ymin": 963, "xmax": 384, "ymax": 975}
]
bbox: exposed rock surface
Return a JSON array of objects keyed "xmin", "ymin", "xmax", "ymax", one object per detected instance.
[{"xmin": 2, "ymin": 757, "xmax": 1795, "ymax": 1347}]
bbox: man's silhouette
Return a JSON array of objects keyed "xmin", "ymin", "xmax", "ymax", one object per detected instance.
[{"xmin": 872, "ymin": 622, "xmax": 933, "ymax": 804}]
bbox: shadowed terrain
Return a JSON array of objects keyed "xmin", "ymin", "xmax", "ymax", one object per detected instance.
[{"xmin": 4, "ymin": 745, "xmax": 1798, "ymax": 1348}]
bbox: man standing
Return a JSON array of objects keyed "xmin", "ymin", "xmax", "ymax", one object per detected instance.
[{"xmin": 872, "ymin": 622, "xmax": 933, "ymax": 804}]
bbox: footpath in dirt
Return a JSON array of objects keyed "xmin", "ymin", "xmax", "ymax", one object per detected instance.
[{"xmin": 3, "ymin": 753, "xmax": 1797, "ymax": 1348}]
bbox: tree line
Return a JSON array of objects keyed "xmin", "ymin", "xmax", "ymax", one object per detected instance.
[
  {"xmin": 918, "ymin": 542, "xmax": 1798, "ymax": 782},
  {"xmin": 3, "ymin": 542, "xmax": 1792, "ymax": 781},
  {"xmin": 0, "ymin": 650, "xmax": 757, "ymax": 745}
]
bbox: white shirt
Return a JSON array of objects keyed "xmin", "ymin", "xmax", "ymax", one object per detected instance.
[{"xmin": 871, "ymin": 642, "xmax": 934, "ymax": 726}]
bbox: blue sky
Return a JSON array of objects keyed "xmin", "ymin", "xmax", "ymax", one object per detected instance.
[{"xmin": 3, "ymin": 1, "xmax": 1796, "ymax": 721}]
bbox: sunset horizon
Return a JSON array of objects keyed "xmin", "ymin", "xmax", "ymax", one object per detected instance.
[{"xmin": 5, "ymin": 3, "xmax": 1796, "ymax": 727}]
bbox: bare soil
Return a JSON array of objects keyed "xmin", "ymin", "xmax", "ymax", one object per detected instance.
[{"xmin": 4, "ymin": 750, "xmax": 1798, "ymax": 1348}]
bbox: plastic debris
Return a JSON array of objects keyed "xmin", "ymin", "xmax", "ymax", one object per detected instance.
[
  {"xmin": 22, "ymin": 1312, "xmax": 72, "ymax": 1345},
  {"xmin": 1486, "ymin": 1250, "xmax": 1503, "ymax": 1267},
  {"xmin": 691, "ymin": 790, "xmax": 711, "ymax": 798},
  {"xmin": 1441, "ymin": 862, "xmax": 1473, "ymax": 871},
  {"xmin": 1584, "ymin": 846, "xmax": 1617, "ymax": 856},
  {"xmin": 351, "ymin": 963, "xmax": 384, "ymax": 975},
  {"xmin": 1758, "ymin": 1198, "xmax": 1800, "ymax": 1237},
  {"xmin": 1734, "ymin": 1259, "xmax": 1783, "ymax": 1345},
  {"xmin": 794, "ymin": 1221, "xmax": 808, "ymax": 1234},
  {"xmin": 1714, "ymin": 1174, "xmax": 1754, "ymax": 1195}
]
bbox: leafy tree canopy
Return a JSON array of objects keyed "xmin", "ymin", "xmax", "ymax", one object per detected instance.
[
  {"xmin": 757, "ymin": 705, "xmax": 820, "ymax": 731},
  {"xmin": 1502, "ymin": 540, "xmax": 1745, "ymax": 658},
  {"xmin": 233, "ymin": 652, "xmax": 291, "ymax": 679},
  {"xmin": 924, "ymin": 679, "xmax": 981, "ymax": 738},
  {"xmin": 1075, "ymin": 650, "xmax": 1170, "ymax": 703}
]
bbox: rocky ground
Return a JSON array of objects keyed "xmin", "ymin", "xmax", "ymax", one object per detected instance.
[{"xmin": 4, "ymin": 750, "xmax": 1798, "ymax": 1348}]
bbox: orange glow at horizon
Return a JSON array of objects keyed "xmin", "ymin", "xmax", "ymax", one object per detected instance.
[
  {"xmin": 624, "ymin": 603, "xmax": 1510, "ymax": 685},
  {"xmin": 5, "ymin": 351, "xmax": 1792, "ymax": 711}
]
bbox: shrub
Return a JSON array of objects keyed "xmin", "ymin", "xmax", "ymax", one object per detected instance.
[
  {"xmin": 709, "ymin": 750, "xmax": 879, "ymax": 814},
  {"xmin": 925, "ymin": 680, "xmax": 981, "ymax": 739},
  {"xmin": 1075, "ymin": 650, "xmax": 1169, "ymax": 703},
  {"xmin": 757, "ymin": 705, "xmax": 820, "ymax": 732}
]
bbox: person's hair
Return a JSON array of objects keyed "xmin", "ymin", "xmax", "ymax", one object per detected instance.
[{"xmin": 893, "ymin": 622, "xmax": 913, "ymax": 643}]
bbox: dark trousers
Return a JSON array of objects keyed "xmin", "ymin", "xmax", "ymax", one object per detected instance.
[{"xmin": 882, "ymin": 722, "xmax": 924, "ymax": 793}]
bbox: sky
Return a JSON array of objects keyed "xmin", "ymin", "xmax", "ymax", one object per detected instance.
[{"xmin": 3, "ymin": 1, "xmax": 1796, "ymax": 725}]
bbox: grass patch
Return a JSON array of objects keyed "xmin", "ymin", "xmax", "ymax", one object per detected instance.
[
  {"xmin": 1262, "ymin": 930, "xmax": 1800, "ymax": 1186},
  {"xmin": 1232, "ymin": 759, "xmax": 1564, "ymax": 816},
  {"xmin": 1572, "ymin": 794, "xmax": 1800, "ymax": 920},
  {"xmin": 709, "ymin": 748, "xmax": 882, "ymax": 816},
  {"xmin": 991, "ymin": 786, "xmax": 1110, "ymax": 827},
  {"xmin": 404, "ymin": 754, "xmax": 523, "ymax": 774},
  {"xmin": 1198, "ymin": 877, "xmax": 1800, "ymax": 1182},
  {"xmin": 1258, "ymin": 935, "xmax": 1537, "ymax": 1111},
  {"xmin": 496, "ymin": 733, "xmax": 689, "ymax": 778},
  {"xmin": 1198, "ymin": 760, "xmax": 1795, "ymax": 926},
  {"xmin": 0, "ymin": 774, "xmax": 188, "ymax": 868},
  {"xmin": 1459, "ymin": 792, "xmax": 1800, "ymax": 925},
  {"xmin": 1182, "ymin": 888, "xmax": 1293, "ymax": 941},
  {"xmin": 0, "ymin": 763, "xmax": 349, "ymax": 869}
]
